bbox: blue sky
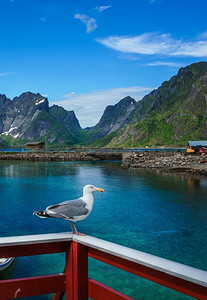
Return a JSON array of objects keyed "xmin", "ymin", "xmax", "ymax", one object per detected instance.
[{"xmin": 1, "ymin": 0, "xmax": 207, "ymax": 127}]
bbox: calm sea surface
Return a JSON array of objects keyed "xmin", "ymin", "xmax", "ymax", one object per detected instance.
[{"xmin": 0, "ymin": 160, "xmax": 207, "ymax": 299}]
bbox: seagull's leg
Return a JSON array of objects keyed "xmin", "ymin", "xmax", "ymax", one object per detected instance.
[
  {"xmin": 73, "ymin": 222, "xmax": 86, "ymax": 236},
  {"xmin": 69, "ymin": 221, "xmax": 75, "ymax": 234},
  {"xmin": 72, "ymin": 222, "xmax": 77, "ymax": 234}
]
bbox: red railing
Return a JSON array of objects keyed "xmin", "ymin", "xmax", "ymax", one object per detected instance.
[{"xmin": 0, "ymin": 233, "xmax": 207, "ymax": 299}]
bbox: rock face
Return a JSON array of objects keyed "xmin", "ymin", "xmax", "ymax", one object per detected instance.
[
  {"xmin": 0, "ymin": 94, "xmax": 16, "ymax": 134},
  {"xmin": 49, "ymin": 105, "xmax": 81, "ymax": 137},
  {"xmin": 0, "ymin": 92, "xmax": 81, "ymax": 146},
  {"xmin": 88, "ymin": 96, "xmax": 136, "ymax": 140}
]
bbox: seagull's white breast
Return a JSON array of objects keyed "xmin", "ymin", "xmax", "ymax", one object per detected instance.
[{"xmin": 82, "ymin": 193, "xmax": 94, "ymax": 211}]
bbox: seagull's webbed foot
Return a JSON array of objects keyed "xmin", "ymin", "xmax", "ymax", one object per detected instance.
[{"xmin": 76, "ymin": 232, "xmax": 86, "ymax": 236}]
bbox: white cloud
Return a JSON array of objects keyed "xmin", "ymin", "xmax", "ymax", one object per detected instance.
[
  {"xmin": 149, "ymin": 0, "xmax": 162, "ymax": 4},
  {"xmin": 0, "ymin": 72, "xmax": 14, "ymax": 77},
  {"xmin": 74, "ymin": 14, "xmax": 97, "ymax": 33},
  {"xmin": 198, "ymin": 30, "xmax": 207, "ymax": 40},
  {"xmin": 146, "ymin": 61, "xmax": 182, "ymax": 67},
  {"xmin": 118, "ymin": 54, "xmax": 140, "ymax": 61},
  {"xmin": 95, "ymin": 5, "xmax": 111, "ymax": 12},
  {"xmin": 96, "ymin": 32, "xmax": 207, "ymax": 57},
  {"xmin": 51, "ymin": 86, "xmax": 153, "ymax": 128}
]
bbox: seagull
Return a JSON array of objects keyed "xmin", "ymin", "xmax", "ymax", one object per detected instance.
[{"xmin": 33, "ymin": 184, "xmax": 104, "ymax": 235}]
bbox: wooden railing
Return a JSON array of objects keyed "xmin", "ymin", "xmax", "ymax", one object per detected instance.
[{"xmin": 0, "ymin": 233, "xmax": 207, "ymax": 299}]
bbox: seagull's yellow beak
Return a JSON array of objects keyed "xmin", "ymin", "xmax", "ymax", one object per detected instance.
[{"xmin": 96, "ymin": 188, "xmax": 104, "ymax": 192}]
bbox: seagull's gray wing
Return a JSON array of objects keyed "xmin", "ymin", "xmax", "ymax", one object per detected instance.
[{"xmin": 46, "ymin": 199, "xmax": 89, "ymax": 219}]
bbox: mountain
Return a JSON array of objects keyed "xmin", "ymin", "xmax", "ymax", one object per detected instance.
[
  {"xmin": 0, "ymin": 92, "xmax": 81, "ymax": 147},
  {"xmin": 107, "ymin": 62, "xmax": 207, "ymax": 147},
  {"xmin": 88, "ymin": 96, "xmax": 136, "ymax": 141},
  {"xmin": 1, "ymin": 62, "xmax": 207, "ymax": 148}
]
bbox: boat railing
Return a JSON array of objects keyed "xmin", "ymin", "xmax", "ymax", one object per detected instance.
[{"xmin": 0, "ymin": 232, "xmax": 207, "ymax": 299}]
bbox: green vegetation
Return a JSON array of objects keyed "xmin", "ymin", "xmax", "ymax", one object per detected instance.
[
  {"xmin": 0, "ymin": 135, "xmax": 28, "ymax": 148},
  {"xmin": 106, "ymin": 62, "xmax": 207, "ymax": 148}
]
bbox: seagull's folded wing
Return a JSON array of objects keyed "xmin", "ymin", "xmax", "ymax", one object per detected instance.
[{"xmin": 46, "ymin": 199, "xmax": 89, "ymax": 219}]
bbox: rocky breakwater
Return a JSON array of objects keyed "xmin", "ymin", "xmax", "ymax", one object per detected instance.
[
  {"xmin": 122, "ymin": 151, "xmax": 207, "ymax": 176},
  {"xmin": 0, "ymin": 151, "xmax": 122, "ymax": 162}
]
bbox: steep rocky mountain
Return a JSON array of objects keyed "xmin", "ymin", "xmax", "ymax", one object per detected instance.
[
  {"xmin": 107, "ymin": 62, "xmax": 207, "ymax": 147},
  {"xmin": 88, "ymin": 96, "xmax": 136, "ymax": 141},
  {"xmin": 0, "ymin": 92, "xmax": 81, "ymax": 146},
  {"xmin": 1, "ymin": 61, "xmax": 207, "ymax": 148}
]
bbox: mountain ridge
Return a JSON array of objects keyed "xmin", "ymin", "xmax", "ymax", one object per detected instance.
[
  {"xmin": 0, "ymin": 92, "xmax": 81, "ymax": 147},
  {"xmin": 108, "ymin": 61, "xmax": 207, "ymax": 147},
  {"xmin": 88, "ymin": 96, "xmax": 136, "ymax": 141},
  {"xmin": 1, "ymin": 61, "xmax": 207, "ymax": 148}
]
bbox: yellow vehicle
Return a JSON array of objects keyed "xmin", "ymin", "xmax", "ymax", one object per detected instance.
[{"xmin": 187, "ymin": 148, "xmax": 195, "ymax": 153}]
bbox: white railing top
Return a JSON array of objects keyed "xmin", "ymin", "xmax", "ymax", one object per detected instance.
[
  {"xmin": 74, "ymin": 235, "xmax": 207, "ymax": 288},
  {"xmin": 0, "ymin": 232, "xmax": 72, "ymax": 246},
  {"xmin": 0, "ymin": 232, "xmax": 207, "ymax": 288}
]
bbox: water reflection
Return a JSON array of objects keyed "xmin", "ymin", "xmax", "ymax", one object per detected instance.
[
  {"xmin": 0, "ymin": 161, "xmax": 79, "ymax": 178},
  {"xmin": 128, "ymin": 168, "xmax": 206, "ymax": 197}
]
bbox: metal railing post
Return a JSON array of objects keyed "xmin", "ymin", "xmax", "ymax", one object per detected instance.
[{"xmin": 65, "ymin": 241, "xmax": 88, "ymax": 300}]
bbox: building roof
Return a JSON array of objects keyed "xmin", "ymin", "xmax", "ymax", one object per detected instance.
[
  {"xmin": 26, "ymin": 142, "xmax": 45, "ymax": 146},
  {"xmin": 188, "ymin": 141, "xmax": 207, "ymax": 147}
]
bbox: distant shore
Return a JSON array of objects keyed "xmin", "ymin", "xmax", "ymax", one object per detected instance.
[{"xmin": 0, "ymin": 151, "xmax": 122, "ymax": 162}]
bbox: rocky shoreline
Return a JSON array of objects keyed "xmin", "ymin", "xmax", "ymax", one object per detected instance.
[
  {"xmin": 122, "ymin": 151, "xmax": 207, "ymax": 177},
  {"xmin": 0, "ymin": 151, "xmax": 122, "ymax": 162}
]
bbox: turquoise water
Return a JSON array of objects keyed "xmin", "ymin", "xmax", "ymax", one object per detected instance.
[{"xmin": 0, "ymin": 160, "xmax": 207, "ymax": 299}]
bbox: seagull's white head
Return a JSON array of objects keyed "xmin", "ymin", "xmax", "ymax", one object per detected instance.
[{"xmin": 83, "ymin": 184, "xmax": 104, "ymax": 195}]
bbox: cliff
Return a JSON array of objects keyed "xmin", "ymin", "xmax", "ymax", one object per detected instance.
[{"xmin": 0, "ymin": 92, "xmax": 81, "ymax": 147}]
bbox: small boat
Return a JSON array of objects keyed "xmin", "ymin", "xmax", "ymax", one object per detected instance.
[{"xmin": 0, "ymin": 257, "xmax": 14, "ymax": 271}]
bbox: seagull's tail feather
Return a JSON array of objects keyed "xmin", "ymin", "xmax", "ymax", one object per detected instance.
[{"xmin": 33, "ymin": 210, "xmax": 50, "ymax": 219}]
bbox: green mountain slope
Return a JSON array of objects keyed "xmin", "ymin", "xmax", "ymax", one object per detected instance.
[{"xmin": 107, "ymin": 62, "xmax": 207, "ymax": 147}]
